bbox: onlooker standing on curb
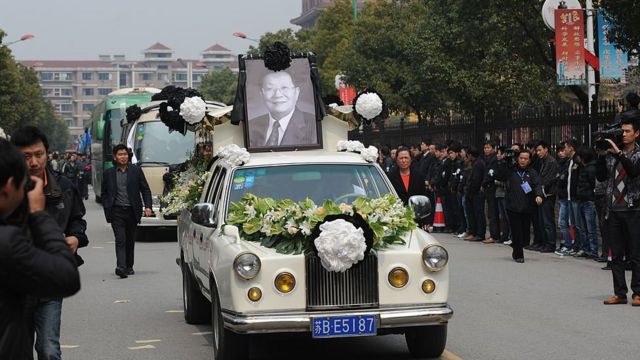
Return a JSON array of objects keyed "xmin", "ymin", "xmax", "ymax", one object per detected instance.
[
  {"xmin": 388, "ymin": 147, "xmax": 428, "ymax": 205},
  {"xmin": 534, "ymin": 140, "xmax": 559, "ymax": 253},
  {"xmin": 380, "ymin": 146, "xmax": 394, "ymax": 174},
  {"xmin": 575, "ymin": 147, "xmax": 598, "ymax": 258},
  {"xmin": 11, "ymin": 126, "xmax": 88, "ymax": 360},
  {"xmin": 464, "ymin": 146, "xmax": 486, "ymax": 242},
  {"xmin": 102, "ymin": 144, "xmax": 153, "ymax": 279},
  {"xmin": 494, "ymin": 147, "xmax": 510, "ymax": 243},
  {"xmin": 596, "ymin": 115, "xmax": 640, "ymax": 306},
  {"xmin": 482, "ymin": 141, "xmax": 500, "ymax": 243},
  {"xmin": 496, "ymin": 150, "xmax": 544, "ymax": 263},
  {"xmin": 0, "ymin": 138, "xmax": 81, "ymax": 360},
  {"xmin": 556, "ymin": 139, "xmax": 581, "ymax": 256}
]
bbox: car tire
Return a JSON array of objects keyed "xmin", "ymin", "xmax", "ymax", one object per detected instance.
[
  {"xmin": 181, "ymin": 262, "xmax": 210, "ymax": 324},
  {"xmin": 211, "ymin": 279, "xmax": 248, "ymax": 360},
  {"xmin": 405, "ymin": 324, "xmax": 447, "ymax": 359}
]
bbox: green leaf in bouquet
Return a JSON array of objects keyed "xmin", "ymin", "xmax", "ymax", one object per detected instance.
[{"xmin": 243, "ymin": 218, "xmax": 262, "ymax": 234}]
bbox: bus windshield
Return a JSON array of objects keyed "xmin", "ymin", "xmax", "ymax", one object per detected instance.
[
  {"xmin": 106, "ymin": 108, "xmax": 125, "ymax": 147},
  {"xmin": 133, "ymin": 121, "xmax": 194, "ymax": 165}
]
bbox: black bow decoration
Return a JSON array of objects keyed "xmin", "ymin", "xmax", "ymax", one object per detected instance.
[
  {"xmin": 159, "ymin": 102, "xmax": 186, "ymax": 135},
  {"xmin": 125, "ymin": 105, "xmax": 142, "ymax": 124},
  {"xmin": 309, "ymin": 213, "xmax": 374, "ymax": 256},
  {"xmin": 263, "ymin": 42, "xmax": 292, "ymax": 72}
]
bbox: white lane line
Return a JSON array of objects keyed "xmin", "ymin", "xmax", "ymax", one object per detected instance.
[
  {"xmin": 91, "ymin": 246, "xmax": 104, "ymax": 249},
  {"xmin": 165, "ymin": 310, "xmax": 184, "ymax": 313},
  {"xmin": 191, "ymin": 331, "xmax": 213, "ymax": 336},
  {"xmin": 106, "ymin": 241, "xmax": 115, "ymax": 244},
  {"xmin": 60, "ymin": 345, "xmax": 80, "ymax": 349},
  {"xmin": 135, "ymin": 339, "xmax": 162, "ymax": 344},
  {"xmin": 114, "ymin": 299, "xmax": 130, "ymax": 303},
  {"xmin": 128, "ymin": 345, "xmax": 156, "ymax": 350}
]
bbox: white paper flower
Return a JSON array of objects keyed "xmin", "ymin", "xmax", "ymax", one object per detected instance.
[
  {"xmin": 337, "ymin": 140, "xmax": 365, "ymax": 153},
  {"xmin": 0, "ymin": 127, "xmax": 6, "ymax": 140},
  {"xmin": 314, "ymin": 219, "xmax": 366, "ymax": 272},
  {"xmin": 360, "ymin": 146, "xmax": 378, "ymax": 163},
  {"xmin": 179, "ymin": 96, "xmax": 207, "ymax": 125},
  {"xmin": 214, "ymin": 144, "xmax": 250, "ymax": 166},
  {"xmin": 354, "ymin": 92, "xmax": 383, "ymax": 120}
]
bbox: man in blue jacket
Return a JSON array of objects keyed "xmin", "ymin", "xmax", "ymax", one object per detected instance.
[{"xmin": 102, "ymin": 144, "xmax": 153, "ymax": 279}]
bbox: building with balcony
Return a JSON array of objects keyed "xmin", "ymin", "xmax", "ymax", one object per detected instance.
[{"xmin": 19, "ymin": 42, "xmax": 237, "ymax": 139}]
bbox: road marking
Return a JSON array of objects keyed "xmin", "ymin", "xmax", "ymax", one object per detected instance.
[
  {"xmin": 60, "ymin": 345, "xmax": 79, "ymax": 349},
  {"xmin": 135, "ymin": 339, "xmax": 162, "ymax": 344},
  {"xmin": 91, "ymin": 246, "xmax": 104, "ymax": 249},
  {"xmin": 114, "ymin": 299, "xmax": 130, "ymax": 304},
  {"xmin": 128, "ymin": 345, "xmax": 156, "ymax": 350},
  {"xmin": 165, "ymin": 310, "xmax": 184, "ymax": 313},
  {"xmin": 441, "ymin": 349, "xmax": 462, "ymax": 360},
  {"xmin": 192, "ymin": 331, "xmax": 213, "ymax": 336},
  {"xmin": 106, "ymin": 241, "xmax": 115, "ymax": 244}
]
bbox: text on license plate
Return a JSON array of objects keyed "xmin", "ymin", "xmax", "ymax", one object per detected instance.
[{"xmin": 312, "ymin": 315, "xmax": 377, "ymax": 338}]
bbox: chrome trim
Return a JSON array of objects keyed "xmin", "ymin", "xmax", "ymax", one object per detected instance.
[{"xmin": 221, "ymin": 304, "xmax": 453, "ymax": 334}]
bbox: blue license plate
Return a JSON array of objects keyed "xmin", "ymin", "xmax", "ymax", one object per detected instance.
[{"xmin": 312, "ymin": 315, "xmax": 377, "ymax": 338}]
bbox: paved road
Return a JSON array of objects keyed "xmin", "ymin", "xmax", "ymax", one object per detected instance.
[{"xmin": 59, "ymin": 197, "xmax": 638, "ymax": 359}]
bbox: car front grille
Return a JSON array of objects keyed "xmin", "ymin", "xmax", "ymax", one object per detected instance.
[{"xmin": 305, "ymin": 252, "xmax": 379, "ymax": 310}]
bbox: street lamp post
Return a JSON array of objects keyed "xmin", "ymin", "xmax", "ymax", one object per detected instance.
[
  {"xmin": 3, "ymin": 34, "xmax": 34, "ymax": 47},
  {"xmin": 232, "ymin": 32, "xmax": 259, "ymax": 44}
]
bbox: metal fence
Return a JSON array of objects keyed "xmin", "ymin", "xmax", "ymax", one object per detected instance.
[{"xmin": 349, "ymin": 100, "xmax": 620, "ymax": 150}]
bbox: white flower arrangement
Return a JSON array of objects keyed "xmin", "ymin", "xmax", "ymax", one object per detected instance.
[
  {"xmin": 314, "ymin": 219, "xmax": 367, "ymax": 272},
  {"xmin": 214, "ymin": 144, "xmax": 250, "ymax": 166},
  {"xmin": 161, "ymin": 169, "xmax": 211, "ymax": 216},
  {"xmin": 354, "ymin": 92, "xmax": 383, "ymax": 120},
  {"xmin": 337, "ymin": 140, "xmax": 378, "ymax": 163},
  {"xmin": 179, "ymin": 96, "xmax": 207, "ymax": 125},
  {"xmin": 0, "ymin": 127, "xmax": 6, "ymax": 140}
]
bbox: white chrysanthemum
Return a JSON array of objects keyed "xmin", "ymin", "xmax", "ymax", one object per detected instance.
[
  {"xmin": 360, "ymin": 146, "xmax": 378, "ymax": 162},
  {"xmin": 215, "ymin": 144, "xmax": 250, "ymax": 166},
  {"xmin": 179, "ymin": 96, "xmax": 207, "ymax": 125},
  {"xmin": 314, "ymin": 219, "xmax": 366, "ymax": 272},
  {"xmin": 354, "ymin": 92, "xmax": 383, "ymax": 120}
]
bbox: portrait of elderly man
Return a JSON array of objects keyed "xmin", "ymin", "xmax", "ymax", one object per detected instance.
[{"xmin": 247, "ymin": 62, "xmax": 317, "ymax": 149}]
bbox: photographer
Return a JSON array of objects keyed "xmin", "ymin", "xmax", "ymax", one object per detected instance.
[
  {"xmin": 596, "ymin": 115, "xmax": 640, "ymax": 306},
  {"xmin": 0, "ymin": 139, "xmax": 80, "ymax": 359},
  {"xmin": 496, "ymin": 149, "xmax": 544, "ymax": 263}
]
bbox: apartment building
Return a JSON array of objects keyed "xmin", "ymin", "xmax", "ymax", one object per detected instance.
[
  {"xmin": 290, "ymin": 0, "xmax": 366, "ymax": 28},
  {"xmin": 19, "ymin": 42, "xmax": 237, "ymax": 138}
]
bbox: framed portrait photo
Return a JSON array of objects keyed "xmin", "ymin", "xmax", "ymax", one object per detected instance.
[{"xmin": 243, "ymin": 57, "xmax": 322, "ymax": 152}]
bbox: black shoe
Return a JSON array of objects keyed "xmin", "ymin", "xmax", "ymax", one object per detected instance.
[
  {"xmin": 115, "ymin": 268, "xmax": 128, "ymax": 278},
  {"xmin": 625, "ymin": 262, "xmax": 633, "ymax": 271},
  {"xmin": 514, "ymin": 258, "xmax": 525, "ymax": 263},
  {"xmin": 125, "ymin": 268, "xmax": 135, "ymax": 275},
  {"xmin": 595, "ymin": 256, "xmax": 608, "ymax": 263},
  {"xmin": 539, "ymin": 246, "xmax": 555, "ymax": 253},
  {"xmin": 524, "ymin": 245, "xmax": 535, "ymax": 250},
  {"xmin": 601, "ymin": 264, "xmax": 611, "ymax": 271}
]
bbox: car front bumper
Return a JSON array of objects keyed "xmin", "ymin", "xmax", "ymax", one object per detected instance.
[{"xmin": 222, "ymin": 304, "xmax": 453, "ymax": 334}]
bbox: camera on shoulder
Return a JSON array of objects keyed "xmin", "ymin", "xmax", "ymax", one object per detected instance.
[{"xmin": 593, "ymin": 123, "xmax": 622, "ymax": 151}]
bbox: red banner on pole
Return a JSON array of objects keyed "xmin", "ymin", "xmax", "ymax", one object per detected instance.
[
  {"xmin": 555, "ymin": 9, "xmax": 586, "ymax": 86},
  {"xmin": 338, "ymin": 86, "xmax": 357, "ymax": 105}
]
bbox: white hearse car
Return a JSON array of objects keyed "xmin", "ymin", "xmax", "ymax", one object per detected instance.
[{"xmin": 178, "ymin": 117, "xmax": 452, "ymax": 359}]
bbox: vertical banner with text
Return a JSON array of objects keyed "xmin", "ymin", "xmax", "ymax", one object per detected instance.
[
  {"xmin": 598, "ymin": 10, "xmax": 628, "ymax": 84},
  {"xmin": 555, "ymin": 9, "xmax": 586, "ymax": 86}
]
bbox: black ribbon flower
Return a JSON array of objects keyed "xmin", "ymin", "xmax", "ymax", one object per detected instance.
[
  {"xmin": 159, "ymin": 102, "xmax": 186, "ymax": 135},
  {"xmin": 310, "ymin": 213, "xmax": 374, "ymax": 256},
  {"xmin": 125, "ymin": 105, "xmax": 142, "ymax": 124},
  {"xmin": 263, "ymin": 42, "xmax": 292, "ymax": 72},
  {"xmin": 151, "ymin": 85, "xmax": 178, "ymax": 101}
]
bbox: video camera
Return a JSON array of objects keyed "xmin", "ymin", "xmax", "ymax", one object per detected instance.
[{"xmin": 593, "ymin": 123, "xmax": 622, "ymax": 151}]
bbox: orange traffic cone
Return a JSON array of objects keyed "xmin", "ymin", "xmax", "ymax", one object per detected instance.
[
  {"xmin": 608, "ymin": 248, "xmax": 612, "ymax": 262},
  {"xmin": 432, "ymin": 196, "xmax": 446, "ymax": 233}
]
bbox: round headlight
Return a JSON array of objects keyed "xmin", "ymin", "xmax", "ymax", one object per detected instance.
[
  {"xmin": 233, "ymin": 253, "xmax": 261, "ymax": 280},
  {"xmin": 388, "ymin": 267, "xmax": 409, "ymax": 288},
  {"xmin": 422, "ymin": 245, "xmax": 448, "ymax": 272},
  {"xmin": 422, "ymin": 279, "xmax": 436, "ymax": 294},
  {"xmin": 274, "ymin": 272, "xmax": 296, "ymax": 293}
]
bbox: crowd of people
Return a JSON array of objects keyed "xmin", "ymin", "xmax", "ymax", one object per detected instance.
[
  {"xmin": 381, "ymin": 93, "xmax": 640, "ymax": 305},
  {"xmin": 48, "ymin": 151, "xmax": 91, "ymax": 200}
]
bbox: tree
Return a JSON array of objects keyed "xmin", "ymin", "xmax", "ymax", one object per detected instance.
[
  {"xmin": 599, "ymin": 0, "xmax": 640, "ymax": 55},
  {"xmin": 198, "ymin": 68, "xmax": 238, "ymax": 105}
]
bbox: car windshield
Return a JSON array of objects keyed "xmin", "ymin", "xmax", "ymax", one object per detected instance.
[
  {"xmin": 133, "ymin": 121, "xmax": 194, "ymax": 165},
  {"xmin": 228, "ymin": 164, "xmax": 391, "ymax": 205}
]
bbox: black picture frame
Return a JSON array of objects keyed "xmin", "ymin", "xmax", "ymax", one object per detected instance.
[{"xmin": 235, "ymin": 54, "xmax": 324, "ymax": 152}]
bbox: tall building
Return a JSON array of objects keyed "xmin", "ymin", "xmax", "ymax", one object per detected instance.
[
  {"xmin": 19, "ymin": 42, "xmax": 237, "ymax": 140},
  {"xmin": 290, "ymin": 0, "xmax": 366, "ymax": 28}
]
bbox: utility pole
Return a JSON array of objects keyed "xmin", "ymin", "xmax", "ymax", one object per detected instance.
[{"xmin": 586, "ymin": 0, "xmax": 596, "ymax": 115}]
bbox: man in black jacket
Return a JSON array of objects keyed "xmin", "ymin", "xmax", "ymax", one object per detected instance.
[
  {"xmin": 481, "ymin": 141, "xmax": 500, "ymax": 243},
  {"xmin": 533, "ymin": 140, "xmax": 559, "ymax": 253},
  {"xmin": 11, "ymin": 126, "xmax": 88, "ymax": 360},
  {"xmin": 102, "ymin": 144, "xmax": 153, "ymax": 278},
  {"xmin": 0, "ymin": 138, "xmax": 80, "ymax": 359},
  {"xmin": 463, "ymin": 146, "xmax": 487, "ymax": 242}
]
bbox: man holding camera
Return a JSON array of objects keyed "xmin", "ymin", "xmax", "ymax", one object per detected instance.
[
  {"xmin": 596, "ymin": 115, "xmax": 640, "ymax": 307},
  {"xmin": 11, "ymin": 126, "xmax": 88, "ymax": 360}
]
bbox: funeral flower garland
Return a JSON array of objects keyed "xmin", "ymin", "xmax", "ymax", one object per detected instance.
[
  {"xmin": 337, "ymin": 140, "xmax": 378, "ymax": 163},
  {"xmin": 160, "ymin": 156, "xmax": 210, "ymax": 216},
  {"xmin": 226, "ymin": 193, "xmax": 417, "ymax": 261}
]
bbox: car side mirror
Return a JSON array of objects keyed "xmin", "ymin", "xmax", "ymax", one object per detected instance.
[
  {"xmin": 408, "ymin": 195, "xmax": 431, "ymax": 221},
  {"xmin": 191, "ymin": 203, "xmax": 216, "ymax": 228},
  {"xmin": 223, "ymin": 224, "xmax": 241, "ymax": 244}
]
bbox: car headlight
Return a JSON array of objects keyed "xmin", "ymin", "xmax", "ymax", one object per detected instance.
[
  {"xmin": 233, "ymin": 253, "xmax": 261, "ymax": 280},
  {"xmin": 274, "ymin": 272, "xmax": 296, "ymax": 293},
  {"xmin": 388, "ymin": 267, "xmax": 409, "ymax": 288},
  {"xmin": 422, "ymin": 245, "xmax": 448, "ymax": 272}
]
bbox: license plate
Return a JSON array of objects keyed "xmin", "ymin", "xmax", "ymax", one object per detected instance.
[{"xmin": 311, "ymin": 315, "xmax": 377, "ymax": 338}]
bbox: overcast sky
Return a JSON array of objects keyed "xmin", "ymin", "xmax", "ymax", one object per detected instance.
[{"xmin": 1, "ymin": 0, "xmax": 302, "ymax": 60}]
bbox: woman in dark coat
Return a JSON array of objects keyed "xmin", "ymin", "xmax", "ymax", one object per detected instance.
[{"xmin": 388, "ymin": 147, "xmax": 428, "ymax": 205}]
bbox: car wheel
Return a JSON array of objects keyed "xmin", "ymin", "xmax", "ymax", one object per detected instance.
[
  {"xmin": 405, "ymin": 324, "xmax": 447, "ymax": 359},
  {"xmin": 211, "ymin": 279, "xmax": 248, "ymax": 360},
  {"xmin": 181, "ymin": 261, "xmax": 210, "ymax": 324}
]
